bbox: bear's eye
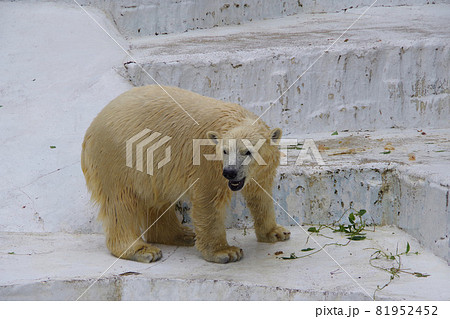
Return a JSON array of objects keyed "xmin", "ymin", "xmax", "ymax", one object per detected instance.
[{"xmin": 223, "ymin": 149, "xmax": 228, "ymax": 155}]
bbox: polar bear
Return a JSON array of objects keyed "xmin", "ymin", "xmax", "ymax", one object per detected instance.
[{"xmin": 81, "ymin": 85, "xmax": 290, "ymax": 263}]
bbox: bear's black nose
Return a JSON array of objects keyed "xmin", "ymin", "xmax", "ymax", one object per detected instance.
[{"xmin": 223, "ymin": 168, "xmax": 238, "ymax": 180}]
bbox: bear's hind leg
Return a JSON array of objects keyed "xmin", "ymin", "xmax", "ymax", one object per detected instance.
[
  {"xmin": 100, "ymin": 191, "xmax": 162, "ymax": 263},
  {"xmin": 143, "ymin": 204, "xmax": 195, "ymax": 247}
]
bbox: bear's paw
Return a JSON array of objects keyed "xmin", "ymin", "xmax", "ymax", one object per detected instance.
[
  {"xmin": 204, "ymin": 246, "xmax": 243, "ymax": 263},
  {"xmin": 257, "ymin": 225, "xmax": 291, "ymax": 243},
  {"xmin": 130, "ymin": 244, "xmax": 162, "ymax": 263}
]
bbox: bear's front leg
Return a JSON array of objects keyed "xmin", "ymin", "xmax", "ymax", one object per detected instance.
[
  {"xmin": 191, "ymin": 196, "xmax": 243, "ymax": 263},
  {"xmin": 243, "ymin": 179, "xmax": 291, "ymax": 243}
]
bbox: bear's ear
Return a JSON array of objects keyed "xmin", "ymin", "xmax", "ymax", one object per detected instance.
[
  {"xmin": 206, "ymin": 131, "xmax": 220, "ymax": 145},
  {"xmin": 269, "ymin": 128, "xmax": 282, "ymax": 145}
]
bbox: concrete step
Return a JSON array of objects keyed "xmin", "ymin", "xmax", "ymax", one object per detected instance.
[
  {"xmin": 1, "ymin": 227, "xmax": 449, "ymax": 300},
  {"xmin": 72, "ymin": 0, "xmax": 448, "ymax": 38},
  {"xmin": 124, "ymin": 4, "xmax": 450, "ymax": 134}
]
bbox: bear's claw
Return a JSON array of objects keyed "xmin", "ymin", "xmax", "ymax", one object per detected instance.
[
  {"xmin": 130, "ymin": 245, "xmax": 162, "ymax": 263},
  {"xmin": 205, "ymin": 246, "xmax": 243, "ymax": 263},
  {"xmin": 258, "ymin": 225, "xmax": 291, "ymax": 243}
]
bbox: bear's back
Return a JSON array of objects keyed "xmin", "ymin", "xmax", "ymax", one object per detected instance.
[{"xmin": 97, "ymin": 85, "xmax": 258, "ymax": 140}]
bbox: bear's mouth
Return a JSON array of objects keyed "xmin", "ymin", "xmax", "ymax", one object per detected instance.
[{"xmin": 228, "ymin": 178, "xmax": 246, "ymax": 191}]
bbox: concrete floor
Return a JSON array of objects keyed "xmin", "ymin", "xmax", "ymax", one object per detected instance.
[{"xmin": 1, "ymin": 227, "xmax": 449, "ymax": 300}]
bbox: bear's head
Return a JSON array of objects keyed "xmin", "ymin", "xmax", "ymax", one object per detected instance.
[{"xmin": 207, "ymin": 122, "xmax": 282, "ymax": 191}]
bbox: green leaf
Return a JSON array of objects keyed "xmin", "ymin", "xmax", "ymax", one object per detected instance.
[
  {"xmin": 413, "ymin": 272, "xmax": 430, "ymax": 278},
  {"xmin": 381, "ymin": 150, "xmax": 391, "ymax": 154},
  {"xmin": 349, "ymin": 232, "xmax": 366, "ymax": 237},
  {"xmin": 8, "ymin": 252, "xmax": 14, "ymax": 255},
  {"xmin": 347, "ymin": 235, "xmax": 366, "ymax": 241},
  {"xmin": 406, "ymin": 242, "xmax": 410, "ymax": 254},
  {"xmin": 434, "ymin": 150, "xmax": 445, "ymax": 153},
  {"xmin": 348, "ymin": 213, "xmax": 355, "ymax": 224},
  {"xmin": 357, "ymin": 209, "xmax": 367, "ymax": 216},
  {"xmin": 281, "ymin": 253, "xmax": 298, "ymax": 260},
  {"xmin": 50, "ymin": 146, "xmax": 56, "ymax": 149},
  {"xmin": 331, "ymin": 131, "xmax": 338, "ymax": 136},
  {"xmin": 301, "ymin": 248, "xmax": 315, "ymax": 252},
  {"xmin": 307, "ymin": 227, "xmax": 319, "ymax": 233}
]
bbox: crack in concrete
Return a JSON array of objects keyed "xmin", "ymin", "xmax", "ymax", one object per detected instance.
[
  {"xmin": 18, "ymin": 160, "xmax": 80, "ymax": 190},
  {"xmin": 17, "ymin": 188, "xmax": 45, "ymax": 231}
]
